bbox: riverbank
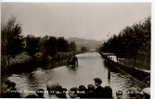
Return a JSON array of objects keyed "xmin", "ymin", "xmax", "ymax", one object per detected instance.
[
  {"xmin": 99, "ymin": 52, "xmax": 150, "ymax": 87},
  {"xmin": 1, "ymin": 52, "xmax": 77, "ymax": 84},
  {"xmin": 1, "ymin": 52, "xmax": 149, "ymax": 98},
  {"xmin": 118, "ymin": 57, "xmax": 150, "ymax": 70},
  {"xmin": 3, "ymin": 52, "xmax": 77, "ymax": 75},
  {"xmin": 1, "ymin": 52, "xmax": 78, "ymax": 97}
]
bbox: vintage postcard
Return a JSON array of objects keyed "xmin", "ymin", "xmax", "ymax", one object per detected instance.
[{"xmin": 1, "ymin": 2, "xmax": 151, "ymax": 99}]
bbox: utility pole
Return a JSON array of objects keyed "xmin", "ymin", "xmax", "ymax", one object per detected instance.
[{"xmin": 108, "ymin": 59, "xmax": 111, "ymax": 84}]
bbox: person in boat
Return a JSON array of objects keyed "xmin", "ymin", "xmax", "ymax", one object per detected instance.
[{"xmin": 93, "ymin": 77, "xmax": 113, "ymax": 98}]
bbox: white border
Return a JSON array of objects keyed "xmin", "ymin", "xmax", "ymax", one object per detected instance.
[
  {"xmin": 1, "ymin": 0, "xmax": 154, "ymax": 99},
  {"xmin": 1, "ymin": 0, "xmax": 153, "ymax": 3},
  {"xmin": 151, "ymin": 2, "xmax": 154, "ymax": 99}
]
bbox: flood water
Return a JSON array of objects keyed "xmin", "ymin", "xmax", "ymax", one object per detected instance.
[{"xmin": 7, "ymin": 52, "xmax": 142, "ymax": 98}]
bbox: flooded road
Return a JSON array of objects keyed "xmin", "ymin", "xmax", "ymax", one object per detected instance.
[{"xmin": 8, "ymin": 52, "xmax": 141, "ymax": 97}]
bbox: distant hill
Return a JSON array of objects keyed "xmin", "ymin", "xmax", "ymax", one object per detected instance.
[{"xmin": 67, "ymin": 37, "xmax": 103, "ymax": 51}]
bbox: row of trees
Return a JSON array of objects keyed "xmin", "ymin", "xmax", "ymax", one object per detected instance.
[
  {"xmin": 25, "ymin": 35, "xmax": 77, "ymax": 57},
  {"xmin": 2, "ymin": 17, "xmax": 77, "ymax": 57},
  {"xmin": 1, "ymin": 17, "xmax": 77, "ymax": 73},
  {"xmin": 99, "ymin": 17, "xmax": 151, "ymax": 67}
]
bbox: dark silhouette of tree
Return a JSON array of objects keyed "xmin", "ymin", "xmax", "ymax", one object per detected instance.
[
  {"xmin": 48, "ymin": 36, "xmax": 57, "ymax": 56},
  {"xmin": 25, "ymin": 35, "xmax": 40, "ymax": 56},
  {"xmin": 39, "ymin": 36, "xmax": 50, "ymax": 56},
  {"xmin": 69, "ymin": 41, "xmax": 77, "ymax": 52},
  {"xmin": 81, "ymin": 46, "xmax": 88, "ymax": 52},
  {"xmin": 57, "ymin": 37, "xmax": 69, "ymax": 52},
  {"xmin": 100, "ymin": 17, "xmax": 151, "ymax": 67},
  {"xmin": 1, "ymin": 17, "xmax": 24, "ymax": 75},
  {"xmin": 39, "ymin": 36, "xmax": 58, "ymax": 56},
  {"xmin": 1, "ymin": 17, "xmax": 23, "ymax": 57}
]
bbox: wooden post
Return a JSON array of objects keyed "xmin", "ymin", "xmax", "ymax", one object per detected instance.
[{"xmin": 108, "ymin": 60, "xmax": 111, "ymax": 83}]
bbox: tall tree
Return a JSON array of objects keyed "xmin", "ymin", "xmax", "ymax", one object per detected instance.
[
  {"xmin": 69, "ymin": 41, "xmax": 77, "ymax": 52},
  {"xmin": 81, "ymin": 46, "xmax": 88, "ymax": 52},
  {"xmin": 57, "ymin": 37, "xmax": 69, "ymax": 52},
  {"xmin": 40, "ymin": 36, "xmax": 57, "ymax": 56},
  {"xmin": 100, "ymin": 17, "xmax": 151, "ymax": 61},
  {"xmin": 48, "ymin": 36, "xmax": 57, "ymax": 56},
  {"xmin": 1, "ymin": 17, "xmax": 23, "ymax": 58},
  {"xmin": 1, "ymin": 17, "xmax": 23, "ymax": 74},
  {"xmin": 25, "ymin": 35, "xmax": 40, "ymax": 56}
]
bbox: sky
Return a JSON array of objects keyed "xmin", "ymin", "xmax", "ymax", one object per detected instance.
[{"xmin": 1, "ymin": 3, "xmax": 151, "ymax": 41}]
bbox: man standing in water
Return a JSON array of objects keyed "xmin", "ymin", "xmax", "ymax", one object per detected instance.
[
  {"xmin": 68, "ymin": 55, "xmax": 78, "ymax": 68},
  {"xmin": 73, "ymin": 55, "xmax": 78, "ymax": 68}
]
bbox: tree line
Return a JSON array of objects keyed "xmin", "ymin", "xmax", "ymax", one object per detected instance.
[
  {"xmin": 24, "ymin": 35, "xmax": 76, "ymax": 57},
  {"xmin": 1, "ymin": 17, "xmax": 77, "ymax": 74},
  {"xmin": 99, "ymin": 17, "xmax": 151, "ymax": 68}
]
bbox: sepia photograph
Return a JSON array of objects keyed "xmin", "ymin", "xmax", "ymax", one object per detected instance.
[{"xmin": 1, "ymin": 2, "xmax": 151, "ymax": 98}]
